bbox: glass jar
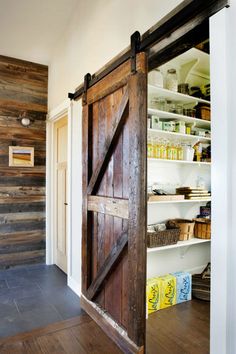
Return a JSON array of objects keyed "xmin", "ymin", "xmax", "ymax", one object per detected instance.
[
  {"xmin": 147, "ymin": 137, "xmax": 154, "ymax": 158},
  {"xmin": 148, "ymin": 69, "xmax": 164, "ymax": 88},
  {"xmin": 165, "ymin": 69, "xmax": 178, "ymax": 92}
]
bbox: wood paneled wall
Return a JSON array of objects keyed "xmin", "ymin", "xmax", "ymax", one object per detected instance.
[{"xmin": 0, "ymin": 55, "xmax": 48, "ymax": 268}]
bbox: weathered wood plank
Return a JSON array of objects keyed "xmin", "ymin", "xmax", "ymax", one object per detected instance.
[
  {"xmin": 81, "ymin": 295, "xmax": 143, "ymax": 354},
  {"xmin": 87, "ymin": 87, "xmax": 128, "ymax": 195},
  {"xmin": 86, "ymin": 54, "xmax": 146, "ymax": 105},
  {"xmin": 0, "ymin": 212, "xmax": 45, "ymax": 224},
  {"xmin": 0, "ymin": 177, "xmax": 45, "ymax": 186},
  {"xmin": 0, "ymin": 55, "xmax": 47, "ymax": 268},
  {"xmin": 0, "ymin": 250, "xmax": 45, "ymax": 269},
  {"xmin": 0, "ymin": 202, "xmax": 45, "ymax": 214},
  {"xmin": 0, "ymin": 220, "xmax": 45, "ymax": 234},
  {"xmin": 82, "ymin": 104, "xmax": 92, "ymax": 294},
  {"xmin": 87, "ymin": 196, "xmax": 128, "ymax": 219},
  {"xmin": 127, "ymin": 60, "xmax": 147, "ymax": 347},
  {"xmin": 86, "ymin": 231, "xmax": 128, "ymax": 301}
]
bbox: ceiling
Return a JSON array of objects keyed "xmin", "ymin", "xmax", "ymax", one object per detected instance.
[{"xmin": 0, "ymin": 0, "xmax": 78, "ymax": 65}]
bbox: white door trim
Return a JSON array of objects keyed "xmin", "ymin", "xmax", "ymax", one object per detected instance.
[{"xmin": 46, "ymin": 99, "xmax": 72, "ymax": 276}]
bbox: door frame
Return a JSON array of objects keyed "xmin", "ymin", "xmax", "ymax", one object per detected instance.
[{"xmin": 46, "ymin": 99, "xmax": 72, "ymax": 274}]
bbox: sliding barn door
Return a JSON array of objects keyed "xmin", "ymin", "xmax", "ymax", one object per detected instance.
[{"xmin": 81, "ymin": 52, "xmax": 147, "ymax": 354}]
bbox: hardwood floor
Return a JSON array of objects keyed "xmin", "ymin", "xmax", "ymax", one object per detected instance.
[
  {"xmin": 0, "ymin": 314, "xmax": 122, "ymax": 354},
  {"xmin": 0, "ymin": 299, "xmax": 209, "ymax": 353},
  {"xmin": 146, "ymin": 299, "xmax": 210, "ymax": 354}
]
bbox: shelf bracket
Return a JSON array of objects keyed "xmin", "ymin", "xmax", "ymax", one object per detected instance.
[{"xmin": 179, "ymin": 245, "xmax": 191, "ymax": 258}]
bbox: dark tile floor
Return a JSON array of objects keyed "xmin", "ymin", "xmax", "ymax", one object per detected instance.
[{"xmin": 0, "ymin": 264, "xmax": 81, "ymax": 338}]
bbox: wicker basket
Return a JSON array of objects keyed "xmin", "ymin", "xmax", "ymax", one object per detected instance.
[
  {"xmin": 147, "ymin": 227, "xmax": 180, "ymax": 248},
  {"xmin": 167, "ymin": 219, "xmax": 195, "ymax": 241},
  {"xmin": 193, "ymin": 218, "xmax": 211, "ymax": 239}
]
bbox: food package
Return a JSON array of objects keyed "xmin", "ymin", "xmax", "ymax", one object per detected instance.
[
  {"xmin": 162, "ymin": 121, "xmax": 176, "ymax": 132},
  {"xmin": 159, "ymin": 274, "xmax": 177, "ymax": 309},
  {"xmin": 175, "ymin": 121, "xmax": 186, "ymax": 134},
  {"xmin": 146, "ymin": 278, "xmax": 162, "ymax": 314},
  {"xmin": 172, "ymin": 272, "xmax": 192, "ymax": 304},
  {"xmin": 151, "ymin": 116, "xmax": 162, "ymax": 130}
]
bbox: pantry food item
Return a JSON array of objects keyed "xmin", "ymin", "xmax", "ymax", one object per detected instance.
[
  {"xmin": 178, "ymin": 83, "xmax": 189, "ymax": 95},
  {"xmin": 148, "ymin": 69, "xmax": 164, "ymax": 88},
  {"xmin": 165, "ymin": 69, "xmax": 178, "ymax": 92},
  {"xmin": 176, "ymin": 187, "xmax": 211, "ymax": 200},
  {"xmin": 147, "ymin": 278, "xmax": 162, "ymax": 314},
  {"xmin": 151, "ymin": 115, "xmax": 162, "ymax": 130},
  {"xmin": 172, "ymin": 272, "xmax": 192, "ymax": 304},
  {"xmin": 159, "ymin": 274, "xmax": 177, "ymax": 309},
  {"xmin": 175, "ymin": 121, "xmax": 186, "ymax": 134}
]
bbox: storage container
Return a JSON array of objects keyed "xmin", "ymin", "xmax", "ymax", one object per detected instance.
[
  {"xmin": 147, "ymin": 227, "xmax": 180, "ymax": 248},
  {"xmin": 196, "ymin": 105, "xmax": 211, "ymax": 121},
  {"xmin": 193, "ymin": 218, "xmax": 211, "ymax": 239},
  {"xmin": 167, "ymin": 219, "xmax": 195, "ymax": 241}
]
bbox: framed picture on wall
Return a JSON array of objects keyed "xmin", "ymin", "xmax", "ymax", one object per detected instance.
[{"xmin": 9, "ymin": 146, "xmax": 34, "ymax": 167}]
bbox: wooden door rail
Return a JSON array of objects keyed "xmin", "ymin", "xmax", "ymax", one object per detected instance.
[
  {"xmin": 86, "ymin": 231, "xmax": 128, "ymax": 301},
  {"xmin": 87, "ymin": 196, "xmax": 129, "ymax": 219},
  {"xmin": 87, "ymin": 87, "xmax": 129, "ymax": 195}
]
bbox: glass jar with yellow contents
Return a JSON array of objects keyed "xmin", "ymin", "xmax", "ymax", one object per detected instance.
[{"xmin": 147, "ymin": 136, "xmax": 154, "ymax": 158}]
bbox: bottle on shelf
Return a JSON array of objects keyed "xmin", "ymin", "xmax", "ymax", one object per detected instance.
[
  {"xmin": 147, "ymin": 136, "xmax": 154, "ymax": 158},
  {"xmin": 165, "ymin": 69, "xmax": 178, "ymax": 92},
  {"xmin": 148, "ymin": 69, "xmax": 164, "ymax": 88}
]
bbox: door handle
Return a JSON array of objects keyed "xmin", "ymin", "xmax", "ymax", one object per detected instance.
[{"xmin": 64, "ymin": 202, "xmax": 68, "ymax": 206}]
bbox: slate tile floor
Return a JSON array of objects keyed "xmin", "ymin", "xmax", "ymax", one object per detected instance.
[{"xmin": 0, "ymin": 264, "xmax": 81, "ymax": 338}]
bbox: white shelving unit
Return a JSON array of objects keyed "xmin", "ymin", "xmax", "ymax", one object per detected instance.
[
  {"xmin": 147, "ymin": 47, "xmax": 211, "ymax": 280},
  {"xmin": 147, "ymin": 238, "xmax": 210, "ymax": 253}
]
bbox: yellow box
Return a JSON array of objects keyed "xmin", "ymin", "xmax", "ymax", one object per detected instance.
[
  {"xmin": 159, "ymin": 275, "xmax": 177, "ymax": 309},
  {"xmin": 146, "ymin": 278, "xmax": 162, "ymax": 314}
]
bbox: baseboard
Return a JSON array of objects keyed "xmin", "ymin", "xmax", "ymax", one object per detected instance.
[
  {"xmin": 81, "ymin": 295, "xmax": 144, "ymax": 354},
  {"xmin": 68, "ymin": 276, "xmax": 81, "ymax": 297}
]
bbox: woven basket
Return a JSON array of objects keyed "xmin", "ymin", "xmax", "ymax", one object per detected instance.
[
  {"xmin": 193, "ymin": 218, "xmax": 211, "ymax": 239},
  {"xmin": 147, "ymin": 227, "xmax": 180, "ymax": 248},
  {"xmin": 167, "ymin": 219, "xmax": 195, "ymax": 241}
]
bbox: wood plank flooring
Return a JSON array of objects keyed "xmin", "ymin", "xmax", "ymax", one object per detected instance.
[
  {"xmin": 0, "ymin": 314, "xmax": 122, "ymax": 354},
  {"xmin": 146, "ymin": 299, "xmax": 210, "ymax": 354},
  {"xmin": 0, "ymin": 299, "xmax": 209, "ymax": 353}
]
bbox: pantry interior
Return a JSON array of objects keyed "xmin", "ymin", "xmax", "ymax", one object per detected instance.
[{"xmin": 146, "ymin": 38, "xmax": 211, "ymax": 347}]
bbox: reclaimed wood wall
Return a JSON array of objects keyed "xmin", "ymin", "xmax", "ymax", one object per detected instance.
[{"xmin": 0, "ymin": 55, "xmax": 48, "ymax": 269}]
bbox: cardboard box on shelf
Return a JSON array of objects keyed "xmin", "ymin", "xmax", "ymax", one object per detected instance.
[
  {"xmin": 146, "ymin": 278, "xmax": 162, "ymax": 314},
  {"xmin": 172, "ymin": 271, "xmax": 192, "ymax": 304},
  {"xmin": 159, "ymin": 274, "xmax": 177, "ymax": 309}
]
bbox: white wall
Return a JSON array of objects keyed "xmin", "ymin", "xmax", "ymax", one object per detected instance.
[
  {"xmin": 48, "ymin": 0, "xmax": 183, "ymax": 294},
  {"xmin": 48, "ymin": 0, "xmax": 183, "ymax": 111},
  {"xmin": 225, "ymin": 1, "xmax": 236, "ymax": 353}
]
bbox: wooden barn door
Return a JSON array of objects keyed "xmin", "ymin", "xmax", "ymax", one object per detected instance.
[{"xmin": 81, "ymin": 52, "xmax": 147, "ymax": 353}]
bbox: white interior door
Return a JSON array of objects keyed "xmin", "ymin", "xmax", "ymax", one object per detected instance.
[{"xmin": 54, "ymin": 116, "xmax": 68, "ymax": 273}]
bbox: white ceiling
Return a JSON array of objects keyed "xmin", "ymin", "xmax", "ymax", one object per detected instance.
[{"xmin": 0, "ymin": 0, "xmax": 78, "ymax": 65}]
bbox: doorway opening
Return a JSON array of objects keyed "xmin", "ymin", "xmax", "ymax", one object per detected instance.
[{"xmin": 146, "ymin": 36, "xmax": 211, "ymax": 353}]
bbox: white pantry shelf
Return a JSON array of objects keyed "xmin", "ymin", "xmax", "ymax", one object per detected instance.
[
  {"xmin": 147, "ymin": 128, "xmax": 211, "ymax": 143},
  {"xmin": 148, "ymin": 158, "xmax": 211, "ymax": 166},
  {"xmin": 148, "ymin": 85, "xmax": 210, "ymax": 105},
  {"xmin": 148, "ymin": 198, "xmax": 211, "ymax": 205},
  {"xmin": 148, "ymin": 108, "xmax": 211, "ymax": 129},
  {"xmin": 147, "ymin": 238, "xmax": 211, "ymax": 253}
]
